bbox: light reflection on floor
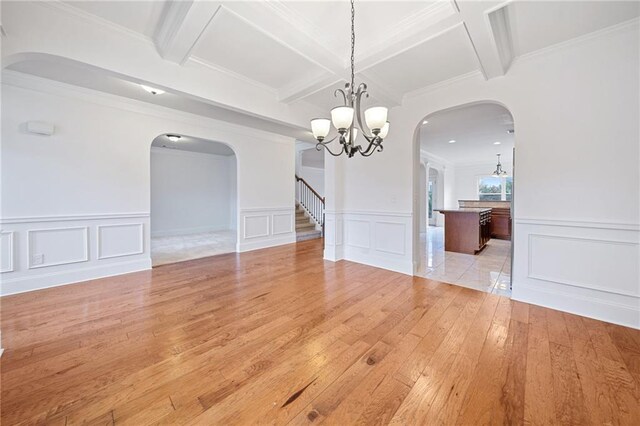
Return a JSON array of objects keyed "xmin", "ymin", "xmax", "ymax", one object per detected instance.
[
  {"xmin": 416, "ymin": 226, "xmax": 512, "ymax": 297},
  {"xmin": 151, "ymin": 230, "xmax": 236, "ymax": 266}
]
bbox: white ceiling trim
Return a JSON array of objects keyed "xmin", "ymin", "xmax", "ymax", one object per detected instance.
[
  {"xmin": 40, "ymin": 0, "xmax": 154, "ymax": 45},
  {"xmin": 486, "ymin": 3, "xmax": 515, "ymax": 74},
  {"xmin": 402, "ymin": 70, "xmax": 484, "ymax": 101},
  {"xmin": 188, "ymin": 56, "xmax": 277, "ymax": 95},
  {"xmin": 278, "ymin": 74, "xmax": 343, "ymax": 104},
  {"xmin": 154, "ymin": 1, "xmax": 223, "ymax": 65}
]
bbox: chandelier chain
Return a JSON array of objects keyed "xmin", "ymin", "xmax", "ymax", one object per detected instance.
[{"xmin": 350, "ymin": 0, "xmax": 355, "ymax": 93}]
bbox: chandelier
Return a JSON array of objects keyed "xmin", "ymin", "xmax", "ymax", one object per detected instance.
[
  {"xmin": 309, "ymin": 0, "xmax": 389, "ymax": 158},
  {"xmin": 492, "ymin": 154, "xmax": 508, "ymax": 177}
]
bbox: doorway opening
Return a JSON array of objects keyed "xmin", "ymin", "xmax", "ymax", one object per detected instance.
[
  {"xmin": 295, "ymin": 141, "xmax": 324, "ymax": 242},
  {"xmin": 415, "ymin": 102, "xmax": 514, "ymax": 297},
  {"xmin": 150, "ymin": 134, "xmax": 238, "ymax": 266}
]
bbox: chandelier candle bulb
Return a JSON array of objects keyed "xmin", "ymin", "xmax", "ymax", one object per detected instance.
[
  {"xmin": 364, "ymin": 106, "xmax": 388, "ymax": 132},
  {"xmin": 311, "ymin": 118, "xmax": 331, "ymax": 140},
  {"xmin": 331, "ymin": 106, "xmax": 354, "ymax": 131}
]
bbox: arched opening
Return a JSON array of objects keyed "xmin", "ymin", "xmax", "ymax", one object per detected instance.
[
  {"xmin": 414, "ymin": 102, "xmax": 515, "ymax": 296},
  {"xmin": 150, "ymin": 134, "xmax": 238, "ymax": 266}
]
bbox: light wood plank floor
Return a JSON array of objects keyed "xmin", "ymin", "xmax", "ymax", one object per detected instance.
[{"xmin": 2, "ymin": 239, "xmax": 639, "ymax": 425}]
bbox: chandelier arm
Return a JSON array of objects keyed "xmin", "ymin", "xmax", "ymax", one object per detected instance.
[
  {"xmin": 358, "ymin": 137, "xmax": 382, "ymax": 156},
  {"xmin": 354, "ymin": 88, "xmax": 376, "ymax": 140},
  {"xmin": 317, "ymin": 141, "xmax": 345, "ymax": 157},
  {"xmin": 334, "ymin": 88, "xmax": 348, "ymax": 105}
]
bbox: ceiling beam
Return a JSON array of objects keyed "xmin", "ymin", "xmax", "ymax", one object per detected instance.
[
  {"xmin": 277, "ymin": 1, "xmax": 463, "ymax": 105},
  {"xmin": 454, "ymin": 0, "xmax": 513, "ymax": 79},
  {"xmin": 153, "ymin": 0, "xmax": 222, "ymax": 65}
]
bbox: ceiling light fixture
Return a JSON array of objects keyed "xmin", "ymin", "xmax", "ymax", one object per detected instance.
[
  {"xmin": 448, "ymin": 140, "xmax": 456, "ymax": 144},
  {"xmin": 494, "ymin": 141, "xmax": 501, "ymax": 145},
  {"xmin": 492, "ymin": 154, "xmax": 508, "ymax": 177},
  {"xmin": 166, "ymin": 134, "xmax": 182, "ymax": 142},
  {"xmin": 309, "ymin": 0, "xmax": 389, "ymax": 158},
  {"xmin": 141, "ymin": 84, "xmax": 165, "ymax": 95}
]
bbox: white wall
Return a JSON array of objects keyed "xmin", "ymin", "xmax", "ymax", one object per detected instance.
[
  {"xmin": 0, "ymin": 72, "xmax": 296, "ymax": 295},
  {"xmin": 325, "ymin": 20, "xmax": 640, "ymax": 328},
  {"xmin": 150, "ymin": 148, "xmax": 236, "ymax": 237}
]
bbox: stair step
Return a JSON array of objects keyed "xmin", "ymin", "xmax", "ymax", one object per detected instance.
[
  {"xmin": 296, "ymin": 229, "xmax": 322, "ymax": 242},
  {"xmin": 296, "ymin": 224, "xmax": 316, "ymax": 232}
]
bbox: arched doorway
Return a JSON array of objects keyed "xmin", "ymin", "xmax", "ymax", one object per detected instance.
[
  {"xmin": 414, "ymin": 102, "xmax": 515, "ymax": 296},
  {"xmin": 150, "ymin": 134, "xmax": 238, "ymax": 266}
]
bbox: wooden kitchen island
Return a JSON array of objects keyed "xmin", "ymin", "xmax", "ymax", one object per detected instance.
[{"xmin": 435, "ymin": 208, "xmax": 492, "ymax": 254}]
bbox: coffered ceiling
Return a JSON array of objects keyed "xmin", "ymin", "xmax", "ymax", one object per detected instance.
[
  {"xmin": 8, "ymin": 1, "xmax": 640, "ymax": 130},
  {"xmin": 53, "ymin": 0, "xmax": 639, "ymax": 110}
]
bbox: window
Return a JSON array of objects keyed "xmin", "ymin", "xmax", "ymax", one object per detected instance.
[{"xmin": 478, "ymin": 176, "xmax": 512, "ymax": 201}]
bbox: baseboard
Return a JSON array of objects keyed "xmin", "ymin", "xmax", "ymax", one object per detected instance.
[
  {"xmin": 0, "ymin": 258, "xmax": 152, "ymax": 296},
  {"xmin": 512, "ymin": 281, "xmax": 640, "ymax": 330},
  {"xmin": 324, "ymin": 244, "xmax": 344, "ymax": 262},
  {"xmin": 237, "ymin": 235, "xmax": 296, "ymax": 253},
  {"xmin": 344, "ymin": 249, "xmax": 413, "ymax": 276}
]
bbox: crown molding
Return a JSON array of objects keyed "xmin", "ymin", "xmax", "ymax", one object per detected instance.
[
  {"xmin": 39, "ymin": 0, "xmax": 154, "ymax": 46},
  {"xmin": 2, "ymin": 70, "xmax": 294, "ymax": 145},
  {"xmin": 402, "ymin": 70, "xmax": 484, "ymax": 101},
  {"xmin": 512, "ymin": 16, "xmax": 640, "ymax": 66}
]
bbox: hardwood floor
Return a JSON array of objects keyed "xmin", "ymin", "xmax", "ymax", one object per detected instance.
[{"xmin": 2, "ymin": 239, "xmax": 639, "ymax": 425}]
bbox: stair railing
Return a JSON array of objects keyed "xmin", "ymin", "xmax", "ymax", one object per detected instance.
[{"xmin": 295, "ymin": 174, "xmax": 325, "ymax": 236}]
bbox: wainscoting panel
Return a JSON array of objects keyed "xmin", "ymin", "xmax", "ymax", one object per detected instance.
[
  {"xmin": 346, "ymin": 220, "xmax": 370, "ymax": 249},
  {"xmin": 324, "ymin": 211, "xmax": 412, "ymax": 275},
  {"xmin": 243, "ymin": 215, "xmax": 270, "ymax": 239},
  {"xmin": 0, "ymin": 214, "xmax": 151, "ymax": 296},
  {"xmin": 512, "ymin": 218, "xmax": 640, "ymax": 329},
  {"xmin": 98, "ymin": 223, "xmax": 144, "ymax": 260},
  {"xmin": 28, "ymin": 227, "xmax": 89, "ymax": 269},
  {"xmin": 272, "ymin": 213, "xmax": 293, "ymax": 235},
  {"xmin": 0, "ymin": 232, "xmax": 15, "ymax": 273},
  {"xmin": 238, "ymin": 207, "xmax": 295, "ymax": 252}
]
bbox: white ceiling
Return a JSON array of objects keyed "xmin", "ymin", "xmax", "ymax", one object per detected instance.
[
  {"xmin": 420, "ymin": 103, "xmax": 514, "ymax": 165},
  {"xmin": 11, "ymin": 1, "xmax": 640, "ymax": 132},
  {"xmin": 62, "ymin": 0, "xmax": 167, "ymax": 38},
  {"xmin": 151, "ymin": 134, "xmax": 236, "ymax": 156}
]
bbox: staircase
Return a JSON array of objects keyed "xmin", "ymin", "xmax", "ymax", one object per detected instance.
[
  {"xmin": 295, "ymin": 204, "xmax": 322, "ymax": 241},
  {"xmin": 295, "ymin": 175, "xmax": 324, "ymax": 242}
]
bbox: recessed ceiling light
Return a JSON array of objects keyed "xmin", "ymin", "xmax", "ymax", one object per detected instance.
[
  {"xmin": 141, "ymin": 84, "xmax": 165, "ymax": 95},
  {"xmin": 166, "ymin": 134, "xmax": 182, "ymax": 142},
  {"xmin": 448, "ymin": 140, "xmax": 456, "ymax": 144},
  {"xmin": 494, "ymin": 141, "xmax": 501, "ymax": 145},
  {"xmin": 423, "ymin": 120, "xmax": 429, "ymax": 124}
]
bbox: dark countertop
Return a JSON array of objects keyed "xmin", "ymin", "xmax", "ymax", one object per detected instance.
[{"xmin": 435, "ymin": 208, "xmax": 492, "ymax": 214}]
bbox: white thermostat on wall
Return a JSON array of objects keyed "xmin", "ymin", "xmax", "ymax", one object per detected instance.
[{"xmin": 26, "ymin": 121, "xmax": 55, "ymax": 136}]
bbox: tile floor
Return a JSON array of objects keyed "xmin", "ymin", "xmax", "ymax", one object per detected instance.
[
  {"xmin": 151, "ymin": 230, "xmax": 236, "ymax": 266},
  {"xmin": 416, "ymin": 226, "xmax": 512, "ymax": 296}
]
